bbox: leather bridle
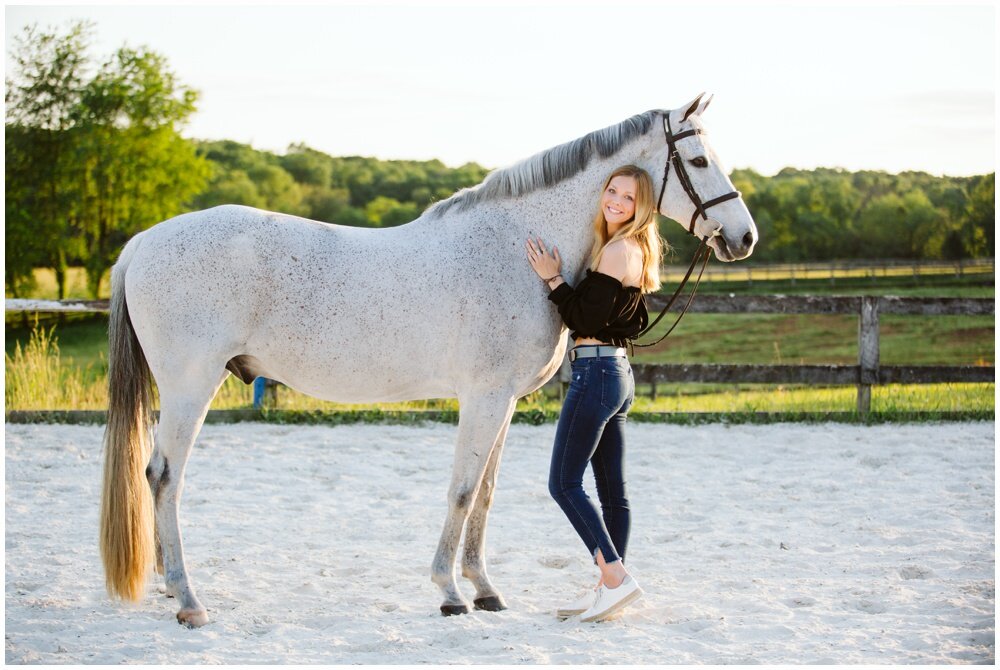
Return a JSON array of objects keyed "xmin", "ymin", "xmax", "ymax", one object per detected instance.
[
  {"xmin": 634, "ymin": 112, "xmax": 744, "ymax": 348},
  {"xmin": 655, "ymin": 111, "xmax": 742, "ymax": 237}
]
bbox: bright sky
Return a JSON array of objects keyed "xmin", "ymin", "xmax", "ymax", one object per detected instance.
[{"xmin": 4, "ymin": 2, "xmax": 997, "ymax": 176}]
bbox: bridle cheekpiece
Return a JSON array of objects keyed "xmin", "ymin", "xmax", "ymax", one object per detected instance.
[
  {"xmin": 635, "ymin": 111, "xmax": 744, "ymax": 348},
  {"xmin": 655, "ymin": 111, "xmax": 741, "ymax": 238}
]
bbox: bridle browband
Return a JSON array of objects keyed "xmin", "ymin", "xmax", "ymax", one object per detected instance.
[{"xmin": 634, "ymin": 111, "xmax": 743, "ymax": 349}]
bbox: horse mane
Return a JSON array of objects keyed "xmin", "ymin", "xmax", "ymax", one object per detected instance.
[{"xmin": 426, "ymin": 110, "xmax": 660, "ymax": 218}]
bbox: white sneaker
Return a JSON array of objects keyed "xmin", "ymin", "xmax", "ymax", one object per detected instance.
[
  {"xmin": 579, "ymin": 575, "xmax": 643, "ymax": 622},
  {"xmin": 555, "ymin": 587, "xmax": 598, "ymax": 618}
]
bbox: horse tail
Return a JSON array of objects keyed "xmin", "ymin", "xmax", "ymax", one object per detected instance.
[{"xmin": 99, "ymin": 234, "xmax": 155, "ymax": 602}]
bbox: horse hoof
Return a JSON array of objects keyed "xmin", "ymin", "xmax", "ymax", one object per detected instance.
[
  {"xmin": 474, "ymin": 596, "xmax": 507, "ymax": 612},
  {"xmin": 440, "ymin": 603, "xmax": 470, "ymax": 616},
  {"xmin": 176, "ymin": 608, "xmax": 209, "ymax": 628}
]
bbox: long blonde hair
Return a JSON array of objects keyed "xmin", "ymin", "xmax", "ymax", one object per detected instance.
[{"xmin": 587, "ymin": 165, "xmax": 667, "ymax": 293}]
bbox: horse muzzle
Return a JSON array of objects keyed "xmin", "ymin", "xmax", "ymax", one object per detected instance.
[{"xmin": 706, "ymin": 224, "xmax": 757, "ymax": 262}]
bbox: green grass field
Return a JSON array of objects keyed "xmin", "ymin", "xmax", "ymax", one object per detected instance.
[{"xmin": 5, "ymin": 269, "xmax": 994, "ymax": 415}]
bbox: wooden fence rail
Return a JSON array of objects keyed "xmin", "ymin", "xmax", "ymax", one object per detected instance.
[
  {"xmin": 662, "ymin": 257, "xmax": 995, "ymax": 284},
  {"xmin": 7, "ymin": 295, "xmax": 996, "ymax": 415}
]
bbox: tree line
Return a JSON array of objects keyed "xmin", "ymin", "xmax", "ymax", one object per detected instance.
[
  {"xmin": 726, "ymin": 167, "xmax": 994, "ymax": 263},
  {"xmin": 5, "ymin": 22, "xmax": 994, "ymax": 298},
  {"xmin": 189, "ymin": 140, "xmax": 488, "ymax": 230}
]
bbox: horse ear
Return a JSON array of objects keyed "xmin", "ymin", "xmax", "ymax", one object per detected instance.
[
  {"xmin": 699, "ymin": 94, "xmax": 714, "ymax": 116},
  {"xmin": 681, "ymin": 92, "xmax": 706, "ymax": 122}
]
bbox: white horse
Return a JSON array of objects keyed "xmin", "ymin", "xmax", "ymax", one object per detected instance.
[{"xmin": 100, "ymin": 93, "xmax": 757, "ymax": 627}]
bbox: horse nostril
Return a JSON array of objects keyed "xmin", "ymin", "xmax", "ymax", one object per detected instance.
[{"xmin": 742, "ymin": 231, "xmax": 754, "ymax": 249}]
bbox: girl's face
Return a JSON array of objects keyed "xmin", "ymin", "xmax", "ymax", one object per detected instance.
[{"xmin": 601, "ymin": 175, "xmax": 637, "ymax": 233}]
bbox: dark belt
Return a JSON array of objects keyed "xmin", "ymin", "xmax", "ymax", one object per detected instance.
[{"xmin": 569, "ymin": 345, "xmax": 627, "ymax": 362}]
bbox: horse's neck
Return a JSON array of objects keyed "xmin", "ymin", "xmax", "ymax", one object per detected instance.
[
  {"xmin": 418, "ymin": 137, "xmax": 648, "ymax": 284},
  {"xmin": 504, "ymin": 151, "xmax": 642, "ymax": 282}
]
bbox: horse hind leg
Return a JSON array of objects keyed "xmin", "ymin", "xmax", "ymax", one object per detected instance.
[
  {"xmin": 146, "ymin": 369, "xmax": 228, "ymax": 628},
  {"xmin": 461, "ymin": 418, "xmax": 513, "ymax": 612},
  {"xmin": 431, "ymin": 391, "xmax": 516, "ymax": 616}
]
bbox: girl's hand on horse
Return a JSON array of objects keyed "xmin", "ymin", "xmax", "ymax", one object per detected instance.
[{"xmin": 526, "ymin": 237, "xmax": 562, "ymax": 285}]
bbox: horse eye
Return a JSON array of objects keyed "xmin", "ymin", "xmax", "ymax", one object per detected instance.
[{"xmin": 690, "ymin": 156, "xmax": 709, "ymax": 168}]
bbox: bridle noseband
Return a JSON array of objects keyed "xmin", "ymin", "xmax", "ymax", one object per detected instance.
[{"xmin": 655, "ymin": 112, "xmax": 741, "ymax": 238}]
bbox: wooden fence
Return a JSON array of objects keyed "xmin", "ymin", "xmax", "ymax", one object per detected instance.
[
  {"xmin": 620, "ymin": 294, "xmax": 995, "ymax": 413},
  {"xmin": 662, "ymin": 257, "xmax": 995, "ymax": 284},
  {"xmin": 6, "ymin": 295, "xmax": 996, "ymax": 415}
]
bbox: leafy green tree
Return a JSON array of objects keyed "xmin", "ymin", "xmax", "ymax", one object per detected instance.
[
  {"xmin": 5, "ymin": 128, "xmax": 45, "ymax": 296},
  {"xmin": 5, "ymin": 23, "xmax": 209, "ymax": 298},
  {"xmin": 246, "ymin": 164, "xmax": 306, "ymax": 215},
  {"xmin": 410, "ymin": 186, "xmax": 433, "ymax": 206},
  {"xmin": 190, "ymin": 167, "xmax": 265, "ymax": 210},
  {"xmin": 4, "ymin": 21, "xmax": 91, "ymax": 297},
  {"xmin": 280, "ymin": 143, "xmax": 332, "ymax": 187},
  {"xmin": 343, "ymin": 163, "xmax": 377, "ymax": 206},
  {"xmin": 198, "ymin": 139, "xmax": 273, "ymax": 173},
  {"xmin": 380, "ymin": 201, "xmax": 420, "ymax": 227},
  {"xmin": 903, "ymin": 190, "xmax": 948, "ymax": 259},
  {"xmin": 302, "ymin": 186, "xmax": 351, "ymax": 222},
  {"xmin": 960, "ymin": 173, "xmax": 995, "ymax": 258},
  {"xmin": 71, "ymin": 45, "xmax": 209, "ymax": 296},
  {"xmin": 364, "ymin": 195, "xmax": 404, "ymax": 227},
  {"xmin": 332, "ymin": 206, "xmax": 369, "ymax": 227}
]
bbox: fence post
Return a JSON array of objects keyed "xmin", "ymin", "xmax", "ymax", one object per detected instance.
[{"xmin": 857, "ymin": 296, "xmax": 880, "ymax": 415}]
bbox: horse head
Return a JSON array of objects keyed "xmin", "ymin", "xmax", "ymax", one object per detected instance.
[{"xmin": 642, "ymin": 94, "xmax": 758, "ymax": 262}]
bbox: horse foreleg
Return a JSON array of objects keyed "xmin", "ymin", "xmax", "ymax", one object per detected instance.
[
  {"xmin": 147, "ymin": 379, "xmax": 222, "ymax": 628},
  {"xmin": 461, "ymin": 418, "xmax": 511, "ymax": 612},
  {"xmin": 432, "ymin": 392, "xmax": 516, "ymax": 616}
]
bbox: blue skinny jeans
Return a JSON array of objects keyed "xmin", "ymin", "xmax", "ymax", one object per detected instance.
[{"xmin": 548, "ymin": 350, "xmax": 635, "ymax": 566}]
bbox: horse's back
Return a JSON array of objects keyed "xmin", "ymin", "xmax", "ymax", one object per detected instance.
[
  {"xmin": 120, "ymin": 205, "xmax": 545, "ymax": 401},
  {"xmin": 127, "ymin": 204, "xmax": 396, "ymax": 301},
  {"xmin": 124, "ymin": 204, "xmax": 336, "ymax": 334}
]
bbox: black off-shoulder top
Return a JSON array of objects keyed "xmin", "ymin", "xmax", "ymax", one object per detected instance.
[{"xmin": 546, "ymin": 270, "xmax": 649, "ymax": 348}]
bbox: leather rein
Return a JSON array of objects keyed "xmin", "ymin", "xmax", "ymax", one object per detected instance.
[{"xmin": 633, "ymin": 112, "xmax": 741, "ymax": 348}]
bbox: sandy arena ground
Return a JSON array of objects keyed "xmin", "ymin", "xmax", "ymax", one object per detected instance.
[{"xmin": 4, "ymin": 420, "xmax": 995, "ymax": 664}]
